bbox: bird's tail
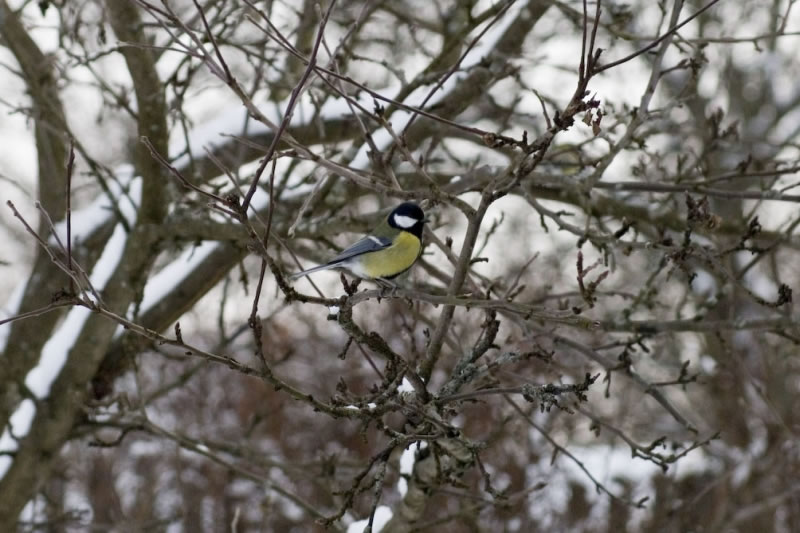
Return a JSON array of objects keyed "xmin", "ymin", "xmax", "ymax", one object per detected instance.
[{"xmin": 288, "ymin": 261, "xmax": 341, "ymax": 280}]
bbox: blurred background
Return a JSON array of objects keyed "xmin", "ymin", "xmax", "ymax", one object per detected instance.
[{"xmin": 1, "ymin": 0, "xmax": 800, "ymax": 531}]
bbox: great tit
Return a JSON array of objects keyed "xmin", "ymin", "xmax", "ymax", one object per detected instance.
[{"xmin": 289, "ymin": 202, "xmax": 427, "ymax": 282}]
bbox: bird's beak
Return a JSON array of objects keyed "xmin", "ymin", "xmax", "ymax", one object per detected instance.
[{"xmin": 422, "ymin": 217, "xmax": 430, "ymax": 224}]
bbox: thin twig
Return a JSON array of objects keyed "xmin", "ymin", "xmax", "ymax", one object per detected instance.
[
  {"xmin": 0, "ymin": 301, "xmax": 76, "ymax": 327},
  {"xmin": 594, "ymin": 0, "xmax": 723, "ymax": 74},
  {"xmin": 505, "ymin": 395, "xmax": 648, "ymax": 508},
  {"xmin": 242, "ymin": 0, "xmax": 338, "ymax": 212}
]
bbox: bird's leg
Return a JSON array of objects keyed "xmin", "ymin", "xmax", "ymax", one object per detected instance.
[{"xmin": 376, "ymin": 277, "xmax": 398, "ymax": 298}]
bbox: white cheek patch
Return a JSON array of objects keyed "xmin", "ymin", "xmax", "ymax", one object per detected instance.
[{"xmin": 393, "ymin": 214, "xmax": 418, "ymax": 228}]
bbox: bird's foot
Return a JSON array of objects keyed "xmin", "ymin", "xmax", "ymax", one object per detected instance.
[{"xmin": 376, "ymin": 278, "xmax": 399, "ymax": 298}]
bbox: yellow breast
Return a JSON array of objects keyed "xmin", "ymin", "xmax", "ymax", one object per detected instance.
[{"xmin": 358, "ymin": 231, "xmax": 421, "ymax": 279}]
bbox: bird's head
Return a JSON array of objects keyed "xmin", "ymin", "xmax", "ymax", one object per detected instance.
[{"xmin": 388, "ymin": 202, "xmax": 427, "ymax": 237}]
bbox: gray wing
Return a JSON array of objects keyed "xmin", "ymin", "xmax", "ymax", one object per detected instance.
[
  {"xmin": 289, "ymin": 235, "xmax": 392, "ymax": 280},
  {"xmin": 327, "ymin": 235, "xmax": 392, "ymax": 265}
]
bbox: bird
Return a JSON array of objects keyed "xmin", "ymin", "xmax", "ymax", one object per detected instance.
[{"xmin": 289, "ymin": 202, "xmax": 427, "ymax": 283}]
